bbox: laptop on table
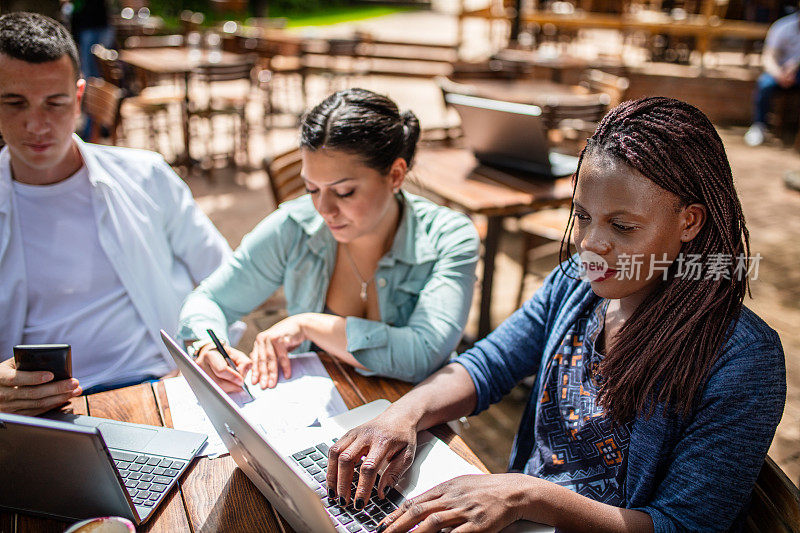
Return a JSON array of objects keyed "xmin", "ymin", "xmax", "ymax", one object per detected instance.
[
  {"xmin": 446, "ymin": 92, "xmax": 579, "ymax": 179},
  {"xmin": 160, "ymin": 330, "xmax": 553, "ymax": 533},
  {"xmin": 0, "ymin": 405, "xmax": 206, "ymax": 524}
]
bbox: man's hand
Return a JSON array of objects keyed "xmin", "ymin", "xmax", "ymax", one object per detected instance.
[
  {"xmin": 0, "ymin": 357, "xmax": 81, "ymax": 415},
  {"xmin": 778, "ymin": 64, "xmax": 798, "ymax": 88},
  {"xmin": 194, "ymin": 344, "xmax": 252, "ymax": 394}
]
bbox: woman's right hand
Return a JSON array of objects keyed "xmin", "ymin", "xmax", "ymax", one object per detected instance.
[
  {"xmin": 327, "ymin": 408, "xmax": 420, "ymax": 509},
  {"xmin": 194, "ymin": 344, "xmax": 252, "ymax": 394}
]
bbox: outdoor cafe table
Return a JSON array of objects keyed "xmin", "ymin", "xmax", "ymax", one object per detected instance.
[
  {"xmin": 2, "ymin": 353, "xmax": 488, "ymax": 533},
  {"xmin": 118, "ymin": 47, "xmax": 247, "ymax": 168},
  {"xmin": 410, "ymin": 146, "xmax": 574, "ymax": 339}
]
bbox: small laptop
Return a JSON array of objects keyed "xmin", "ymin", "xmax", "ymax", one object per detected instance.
[
  {"xmin": 0, "ymin": 411, "xmax": 206, "ymax": 524},
  {"xmin": 447, "ymin": 92, "xmax": 579, "ymax": 179},
  {"xmin": 161, "ymin": 330, "xmax": 553, "ymax": 533}
]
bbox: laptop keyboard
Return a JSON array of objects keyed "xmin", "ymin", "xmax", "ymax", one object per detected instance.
[
  {"xmin": 109, "ymin": 450, "xmax": 186, "ymax": 507},
  {"xmin": 291, "ymin": 442, "xmax": 405, "ymax": 532}
]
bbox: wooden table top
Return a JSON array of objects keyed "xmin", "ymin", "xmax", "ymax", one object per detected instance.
[
  {"xmin": 119, "ymin": 47, "xmax": 247, "ymax": 75},
  {"xmin": 4, "ymin": 354, "xmax": 487, "ymax": 533},
  {"xmin": 411, "ymin": 146, "xmax": 574, "ymax": 217}
]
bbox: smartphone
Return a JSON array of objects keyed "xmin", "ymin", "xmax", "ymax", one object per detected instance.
[{"xmin": 13, "ymin": 344, "xmax": 72, "ymax": 381}]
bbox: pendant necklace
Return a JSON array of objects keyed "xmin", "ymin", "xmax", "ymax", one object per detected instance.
[{"xmin": 343, "ymin": 244, "xmax": 372, "ymax": 302}]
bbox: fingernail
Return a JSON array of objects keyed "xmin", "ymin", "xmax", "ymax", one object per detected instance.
[
  {"xmin": 338, "ymin": 496, "xmax": 346, "ymax": 507},
  {"xmin": 73, "ymin": 388, "xmax": 83, "ymax": 396},
  {"xmin": 354, "ymin": 498, "xmax": 364, "ymax": 510},
  {"xmin": 328, "ymin": 488, "xmax": 336, "ymax": 499}
]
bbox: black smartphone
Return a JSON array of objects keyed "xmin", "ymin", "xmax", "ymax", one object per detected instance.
[{"xmin": 13, "ymin": 344, "xmax": 72, "ymax": 381}]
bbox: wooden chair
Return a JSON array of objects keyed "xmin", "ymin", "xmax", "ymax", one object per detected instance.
[
  {"xmin": 516, "ymin": 205, "xmax": 572, "ymax": 306},
  {"xmin": 123, "ymin": 34, "xmax": 183, "ymax": 49},
  {"xmin": 189, "ymin": 56, "xmax": 257, "ymax": 171},
  {"xmin": 82, "ymin": 77, "xmax": 124, "ymax": 144},
  {"xmin": 91, "ymin": 44, "xmax": 181, "ymax": 152},
  {"xmin": 743, "ymin": 455, "xmax": 800, "ymax": 533},
  {"xmin": 579, "ymin": 69, "xmax": 630, "ymax": 108},
  {"xmin": 264, "ymin": 146, "xmax": 304, "ymax": 207},
  {"xmin": 541, "ymin": 97, "xmax": 609, "ymax": 154}
]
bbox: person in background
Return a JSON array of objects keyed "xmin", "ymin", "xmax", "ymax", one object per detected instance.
[
  {"xmin": 178, "ymin": 88, "xmax": 480, "ymax": 392},
  {"xmin": 326, "ymin": 97, "xmax": 785, "ymax": 531},
  {"xmin": 744, "ymin": 5, "xmax": 800, "ymax": 146},
  {"xmin": 67, "ymin": 0, "xmax": 113, "ymax": 80},
  {"xmin": 0, "ymin": 12, "xmax": 232, "ymax": 414}
]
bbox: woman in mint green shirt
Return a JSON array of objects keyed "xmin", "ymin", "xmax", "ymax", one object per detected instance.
[{"xmin": 178, "ymin": 89, "xmax": 480, "ymax": 391}]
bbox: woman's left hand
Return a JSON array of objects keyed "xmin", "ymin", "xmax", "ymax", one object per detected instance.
[
  {"xmin": 378, "ymin": 473, "xmax": 536, "ymax": 533},
  {"xmin": 250, "ymin": 315, "xmax": 308, "ymax": 389}
]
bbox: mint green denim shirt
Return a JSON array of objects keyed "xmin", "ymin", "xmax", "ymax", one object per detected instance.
[{"xmin": 177, "ymin": 191, "xmax": 480, "ymax": 383}]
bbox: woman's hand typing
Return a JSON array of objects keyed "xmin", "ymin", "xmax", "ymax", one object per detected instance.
[{"xmin": 326, "ymin": 406, "xmax": 421, "ymax": 509}]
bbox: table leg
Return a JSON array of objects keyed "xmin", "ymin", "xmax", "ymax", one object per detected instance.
[
  {"xmin": 172, "ymin": 71, "xmax": 198, "ymax": 170},
  {"xmin": 478, "ymin": 215, "xmax": 502, "ymax": 339}
]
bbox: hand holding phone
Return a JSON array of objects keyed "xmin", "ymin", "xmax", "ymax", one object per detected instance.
[
  {"xmin": 13, "ymin": 344, "xmax": 72, "ymax": 381},
  {"xmin": 1, "ymin": 345, "xmax": 79, "ymax": 416}
]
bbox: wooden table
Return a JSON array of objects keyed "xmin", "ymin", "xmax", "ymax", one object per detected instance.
[
  {"xmin": 119, "ymin": 47, "xmax": 248, "ymax": 168},
  {"xmin": 411, "ymin": 146, "xmax": 574, "ymax": 338},
  {"xmin": 3, "ymin": 354, "xmax": 487, "ymax": 532}
]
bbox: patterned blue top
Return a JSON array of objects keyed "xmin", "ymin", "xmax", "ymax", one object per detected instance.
[
  {"xmin": 529, "ymin": 298, "xmax": 632, "ymax": 506},
  {"xmin": 453, "ymin": 257, "xmax": 786, "ymax": 532}
]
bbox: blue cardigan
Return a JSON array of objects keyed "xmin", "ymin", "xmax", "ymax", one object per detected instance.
[{"xmin": 453, "ymin": 260, "xmax": 786, "ymax": 532}]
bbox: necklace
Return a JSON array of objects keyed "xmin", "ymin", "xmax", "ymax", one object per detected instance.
[{"xmin": 342, "ymin": 245, "xmax": 372, "ymax": 302}]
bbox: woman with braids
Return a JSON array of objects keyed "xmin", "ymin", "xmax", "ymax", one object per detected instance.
[
  {"xmin": 324, "ymin": 97, "xmax": 786, "ymax": 532},
  {"xmin": 178, "ymin": 88, "xmax": 479, "ymax": 391}
]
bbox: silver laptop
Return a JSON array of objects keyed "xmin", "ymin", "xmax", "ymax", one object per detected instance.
[
  {"xmin": 0, "ymin": 412, "xmax": 206, "ymax": 524},
  {"xmin": 161, "ymin": 330, "xmax": 553, "ymax": 533},
  {"xmin": 447, "ymin": 92, "xmax": 579, "ymax": 179}
]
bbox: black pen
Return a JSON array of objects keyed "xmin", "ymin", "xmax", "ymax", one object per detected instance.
[{"xmin": 206, "ymin": 328, "xmax": 254, "ymax": 399}]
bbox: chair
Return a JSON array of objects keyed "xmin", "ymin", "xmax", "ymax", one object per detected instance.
[
  {"xmin": 541, "ymin": 97, "xmax": 610, "ymax": 154},
  {"xmin": 82, "ymin": 77, "xmax": 124, "ymax": 144},
  {"xmin": 516, "ymin": 205, "xmax": 573, "ymax": 306},
  {"xmin": 91, "ymin": 44, "xmax": 182, "ymax": 152},
  {"xmin": 743, "ymin": 455, "xmax": 800, "ymax": 532},
  {"xmin": 579, "ymin": 69, "xmax": 630, "ymax": 108},
  {"xmin": 264, "ymin": 146, "xmax": 304, "ymax": 207},
  {"xmin": 189, "ymin": 56, "xmax": 257, "ymax": 171},
  {"xmin": 123, "ymin": 34, "xmax": 184, "ymax": 49}
]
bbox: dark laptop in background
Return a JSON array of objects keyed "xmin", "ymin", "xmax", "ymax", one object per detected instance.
[
  {"xmin": 0, "ymin": 412, "xmax": 206, "ymax": 524},
  {"xmin": 446, "ymin": 93, "xmax": 579, "ymax": 179}
]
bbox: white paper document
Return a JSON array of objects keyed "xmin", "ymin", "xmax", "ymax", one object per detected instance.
[{"xmin": 164, "ymin": 352, "xmax": 348, "ymax": 457}]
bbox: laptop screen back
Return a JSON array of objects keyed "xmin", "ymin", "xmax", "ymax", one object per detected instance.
[{"xmin": 447, "ymin": 93, "xmax": 552, "ymax": 174}]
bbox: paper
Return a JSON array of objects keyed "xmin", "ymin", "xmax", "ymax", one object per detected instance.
[{"xmin": 164, "ymin": 352, "xmax": 348, "ymax": 457}]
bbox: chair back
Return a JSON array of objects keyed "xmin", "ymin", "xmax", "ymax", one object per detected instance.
[
  {"xmin": 195, "ymin": 56, "xmax": 257, "ymax": 84},
  {"xmin": 124, "ymin": 34, "xmax": 184, "ymax": 49},
  {"xmin": 264, "ymin": 147, "xmax": 305, "ymax": 206},
  {"xmin": 82, "ymin": 77, "xmax": 124, "ymax": 143},
  {"xmin": 744, "ymin": 456, "xmax": 800, "ymax": 532},
  {"xmin": 91, "ymin": 44, "xmax": 125, "ymax": 87},
  {"xmin": 540, "ymin": 98, "xmax": 609, "ymax": 131},
  {"xmin": 579, "ymin": 69, "xmax": 629, "ymax": 108}
]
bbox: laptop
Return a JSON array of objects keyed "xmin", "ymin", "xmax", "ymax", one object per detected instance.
[
  {"xmin": 0, "ymin": 411, "xmax": 206, "ymax": 524},
  {"xmin": 160, "ymin": 330, "xmax": 553, "ymax": 533},
  {"xmin": 446, "ymin": 92, "xmax": 579, "ymax": 179}
]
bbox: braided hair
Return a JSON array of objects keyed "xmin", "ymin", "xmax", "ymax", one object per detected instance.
[{"xmin": 561, "ymin": 96, "xmax": 750, "ymax": 423}]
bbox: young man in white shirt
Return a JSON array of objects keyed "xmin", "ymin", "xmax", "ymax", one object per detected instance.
[{"xmin": 0, "ymin": 12, "xmax": 232, "ymax": 415}]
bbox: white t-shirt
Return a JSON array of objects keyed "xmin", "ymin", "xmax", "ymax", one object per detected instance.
[{"xmin": 12, "ymin": 167, "xmax": 170, "ymax": 389}]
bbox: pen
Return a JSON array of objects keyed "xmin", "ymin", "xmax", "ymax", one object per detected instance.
[{"xmin": 206, "ymin": 328, "xmax": 254, "ymax": 399}]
